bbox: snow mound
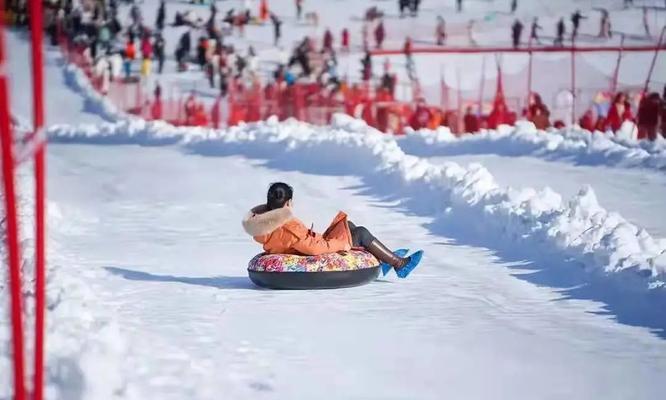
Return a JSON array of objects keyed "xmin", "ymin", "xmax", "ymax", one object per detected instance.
[
  {"xmin": 399, "ymin": 122, "xmax": 666, "ymax": 171},
  {"xmin": 47, "ymin": 114, "xmax": 666, "ymax": 290},
  {"xmin": 1, "ymin": 170, "xmax": 132, "ymax": 399}
]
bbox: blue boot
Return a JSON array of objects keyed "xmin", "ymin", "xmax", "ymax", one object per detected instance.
[
  {"xmin": 380, "ymin": 248, "xmax": 408, "ymax": 276},
  {"xmin": 396, "ymin": 250, "xmax": 424, "ymax": 278}
]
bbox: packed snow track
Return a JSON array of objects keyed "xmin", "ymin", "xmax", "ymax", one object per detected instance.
[{"xmin": 44, "ymin": 142, "xmax": 666, "ymax": 400}]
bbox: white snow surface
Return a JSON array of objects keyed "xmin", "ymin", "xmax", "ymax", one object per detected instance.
[
  {"xmin": 46, "ymin": 114, "xmax": 666, "ymax": 289},
  {"xmin": 400, "ymin": 122, "xmax": 666, "ymax": 171}
]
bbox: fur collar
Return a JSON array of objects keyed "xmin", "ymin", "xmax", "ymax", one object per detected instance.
[{"xmin": 242, "ymin": 204, "xmax": 294, "ymax": 237}]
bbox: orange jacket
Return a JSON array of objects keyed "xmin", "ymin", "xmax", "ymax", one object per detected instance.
[{"xmin": 242, "ymin": 205, "xmax": 352, "ymax": 255}]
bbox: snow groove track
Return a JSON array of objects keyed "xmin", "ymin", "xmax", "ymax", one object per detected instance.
[{"xmin": 45, "ymin": 142, "xmax": 666, "ymax": 400}]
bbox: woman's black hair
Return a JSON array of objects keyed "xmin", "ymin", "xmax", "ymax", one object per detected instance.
[{"xmin": 267, "ymin": 182, "xmax": 293, "ymax": 210}]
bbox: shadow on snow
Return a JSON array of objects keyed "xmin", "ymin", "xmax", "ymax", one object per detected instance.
[{"xmin": 104, "ymin": 266, "xmax": 261, "ymax": 290}]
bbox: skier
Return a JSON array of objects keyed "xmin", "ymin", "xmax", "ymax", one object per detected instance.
[
  {"xmin": 571, "ymin": 10, "xmax": 586, "ymax": 39},
  {"xmin": 374, "ymin": 19, "xmax": 385, "ymax": 49},
  {"xmin": 341, "ymin": 28, "xmax": 350, "ymax": 52},
  {"xmin": 270, "ymin": 13, "xmax": 282, "ymax": 46},
  {"xmin": 156, "ymin": 0, "xmax": 166, "ymax": 31},
  {"xmin": 259, "ymin": 0, "xmax": 269, "ymax": 22},
  {"xmin": 511, "ymin": 19, "xmax": 524, "ymax": 48},
  {"xmin": 554, "ymin": 18, "xmax": 565, "ymax": 46},
  {"xmin": 242, "ymin": 183, "xmax": 424, "ymax": 278},
  {"xmin": 510, "ymin": 0, "xmax": 517, "ymax": 14},
  {"xmin": 154, "ymin": 33, "xmax": 165, "ymax": 74},
  {"xmin": 435, "ymin": 16, "xmax": 447, "ymax": 46},
  {"xmin": 530, "ymin": 17, "xmax": 542, "ymax": 45},
  {"xmin": 636, "ymin": 92, "xmax": 662, "ymax": 140}
]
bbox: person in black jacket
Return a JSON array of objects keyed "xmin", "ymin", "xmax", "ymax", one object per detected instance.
[
  {"xmin": 511, "ymin": 19, "xmax": 523, "ymax": 48},
  {"xmin": 156, "ymin": 0, "xmax": 166, "ymax": 30},
  {"xmin": 154, "ymin": 33, "xmax": 165, "ymax": 73}
]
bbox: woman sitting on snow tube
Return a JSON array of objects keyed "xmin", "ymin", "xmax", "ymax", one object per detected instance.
[{"xmin": 242, "ymin": 182, "xmax": 423, "ymax": 289}]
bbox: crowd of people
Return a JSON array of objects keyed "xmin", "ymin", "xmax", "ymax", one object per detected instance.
[{"xmin": 5, "ymin": 0, "xmax": 663, "ymax": 138}]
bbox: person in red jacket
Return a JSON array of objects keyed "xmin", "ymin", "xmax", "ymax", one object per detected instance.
[
  {"xmin": 636, "ymin": 92, "xmax": 662, "ymax": 140},
  {"xmin": 409, "ymin": 99, "xmax": 433, "ymax": 130},
  {"xmin": 374, "ymin": 19, "xmax": 386, "ymax": 49},
  {"xmin": 487, "ymin": 101, "xmax": 510, "ymax": 129},
  {"xmin": 463, "ymin": 106, "xmax": 480, "ymax": 133},
  {"xmin": 323, "ymin": 28, "xmax": 334, "ymax": 52},
  {"xmin": 341, "ymin": 28, "xmax": 350, "ymax": 52},
  {"xmin": 578, "ymin": 109, "xmax": 595, "ymax": 132},
  {"xmin": 605, "ymin": 92, "xmax": 633, "ymax": 132}
]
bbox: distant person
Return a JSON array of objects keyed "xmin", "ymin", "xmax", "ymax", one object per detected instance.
[
  {"xmin": 511, "ymin": 19, "xmax": 524, "ymax": 48},
  {"xmin": 554, "ymin": 18, "xmax": 565, "ymax": 46},
  {"xmin": 140, "ymin": 35, "xmax": 153, "ymax": 78},
  {"xmin": 374, "ymin": 19, "xmax": 385, "ymax": 49},
  {"xmin": 467, "ymin": 19, "xmax": 477, "ymax": 46},
  {"xmin": 598, "ymin": 9, "xmax": 612, "ymax": 38},
  {"xmin": 270, "ymin": 13, "xmax": 282, "ymax": 45},
  {"xmin": 605, "ymin": 92, "xmax": 633, "ymax": 132},
  {"xmin": 410, "ymin": 0, "xmax": 421, "ymax": 17},
  {"xmin": 463, "ymin": 106, "xmax": 480, "ymax": 133},
  {"xmin": 154, "ymin": 34, "xmax": 165, "ymax": 74},
  {"xmin": 571, "ymin": 10, "xmax": 586, "ymax": 39},
  {"xmin": 436, "ymin": 16, "xmax": 447, "ymax": 46},
  {"xmin": 295, "ymin": 0, "xmax": 303, "ymax": 20},
  {"xmin": 341, "ymin": 28, "xmax": 350, "ymax": 52},
  {"xmin": 399, "ymin": 0, "xmax": 409, "ymax": 18},
  {"xmin": 156, "ymin": 0, "xmax": 166, "ymax": 31},
  {"xmin": 457, "ymin": 0, "xmax": 463, "ymax": 13},
  {"xmin": 510, "ymin": 0, "xmax": 517, "ymax": 14},
  {"xmin": 323, "ymin": 28, "xmax": 334, "ymax": 52},
  {"xmin": 637, "ymin": 92, "xmax": 662, "ymax": 140},
  {"xmin": 530, "ymin": 17, "xmax": 542, "ymax": 45},
  {"xmin": 643, "ymin": 7, "xmax": 651, "ymax": 38},
  {"xmin": 409, "ymin": 98, "xmax": 433, "ymax": 130},
  {"xmin": 661, "ymin": 85, "xmax": 666, "ymax": 138},
  {"xmin": 527, "ymin": 93, "xmax": 551, "ymax": 130}
]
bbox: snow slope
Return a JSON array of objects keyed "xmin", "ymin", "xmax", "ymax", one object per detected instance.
[{"xmin": 41, "ymin": 140, "xmax": 666, "ymax": 399}]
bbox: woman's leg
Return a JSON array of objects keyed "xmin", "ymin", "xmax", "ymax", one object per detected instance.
[{"xmin": 348, "ymin": 221, "xmax": 406, "ymax": 268}]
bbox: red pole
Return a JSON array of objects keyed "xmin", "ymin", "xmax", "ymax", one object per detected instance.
[
  {"xmin": 29, "ymin": 0, "xmax": 47, "ymax": 398},
  {"xmin": 571, "ymin": 37, "xmax": 577, "ymax": 125},
  {"xmin": 527, "ymin": 37, "xmax": 533, "ymax": 107},
  {"xmin": 644, "ymin": 26, "xmax": 666, "ymax": 93},
  {"xmin": 0, "ymin": 2, "xmax": 27, "ymax": 398},
  {"xmin": 611, "ymin": 35, "xmax": 625, "ymax": 94}
]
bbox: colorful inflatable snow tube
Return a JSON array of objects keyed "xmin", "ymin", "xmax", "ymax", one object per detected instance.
[{"xmin": 247, "ymin": 250, "xmax": 380, "ymax": 289}]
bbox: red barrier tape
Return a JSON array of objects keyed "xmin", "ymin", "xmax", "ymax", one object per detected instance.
[{"xmin": 370, "ymin": 44, "xmax": 666, "ymax": 56}]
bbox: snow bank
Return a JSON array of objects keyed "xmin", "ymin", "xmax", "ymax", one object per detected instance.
[
  {"xmin": 399, "ymin": 122, "xmax": 666, "ymax": 171},
  {"xmin": 1, "ymin": 169, "xmax": 132, "ymax": 399},
  {"xmin": 62, "ymin": 64, "xmax": 128, "ymax": 123},
  {"xmin": 47, "ymin": 114, "xmax": 666, "ymax": 290}
]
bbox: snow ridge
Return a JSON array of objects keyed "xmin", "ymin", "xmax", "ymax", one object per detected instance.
[
  {"xmin": 47, "ymin": 115, "xmax": 666, "ymax": 290},
  {"xmin": 62, "ymin": 64, "xmax": 129, "ymax": 123},
  {"xmin": 399, "ymin": 122, "xmax": 666, "ymax": 171},
  {"xmin": 1, "ymin": 169, "xmax": 132, "ymax": 399}
]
